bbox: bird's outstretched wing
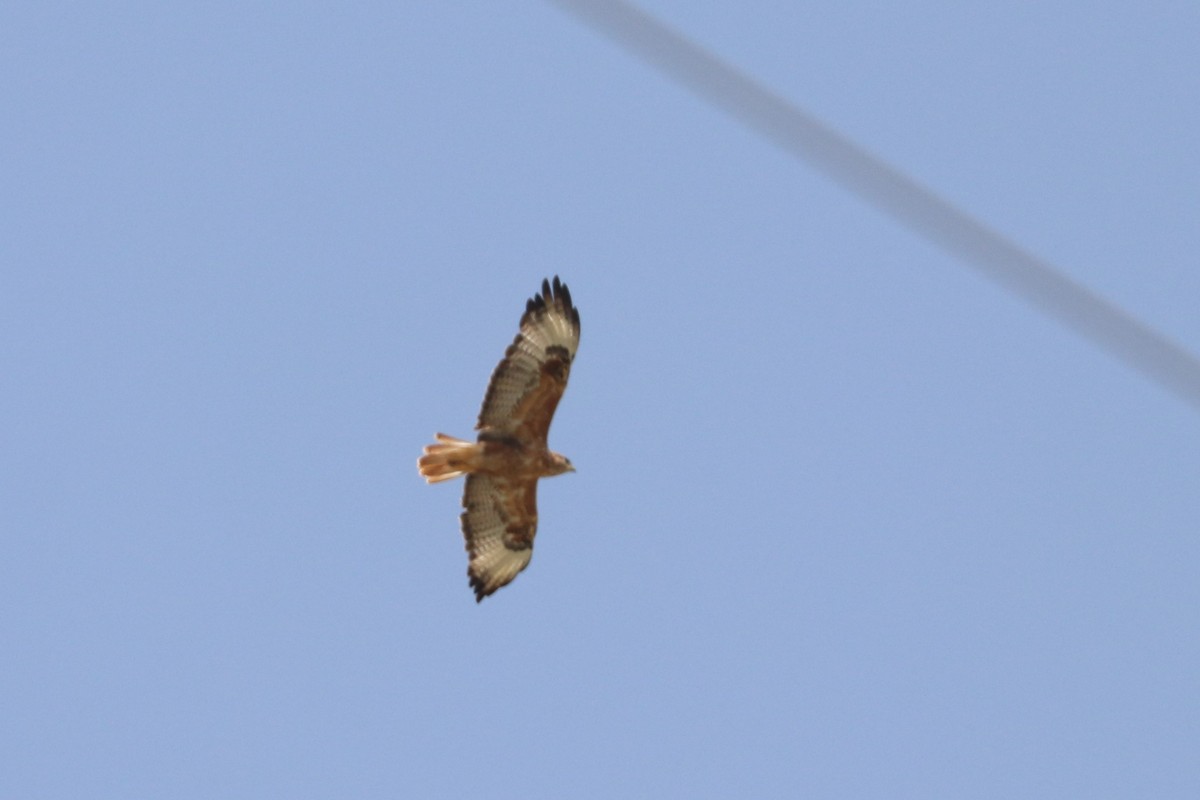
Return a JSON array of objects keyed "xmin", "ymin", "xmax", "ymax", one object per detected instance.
[
  {"xmin": 461, "ymin": 473, "xmax": 538, "ymax": 602},
  {"xmin": 477, "ymin": 276, "xmax": 581, "ymax": 445}
]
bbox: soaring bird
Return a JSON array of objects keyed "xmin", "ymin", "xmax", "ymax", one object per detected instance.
[{"xmin": 418, "ymin": 277, "xmax": 581, "ymax": 601}]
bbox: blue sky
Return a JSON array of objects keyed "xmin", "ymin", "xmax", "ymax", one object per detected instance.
[{"xmin": 3, "ymin": 2, "xmax": 1198, "ymax": 797}]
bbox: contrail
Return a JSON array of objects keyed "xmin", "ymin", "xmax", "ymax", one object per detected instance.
[{"xmin": 547, "ymin": 0, "xmax": 1200, "ymax": 411}]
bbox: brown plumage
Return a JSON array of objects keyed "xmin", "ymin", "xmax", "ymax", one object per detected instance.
[{"xmin": 418, "ymin": 277, "xmax": 581, "ymax": 601}]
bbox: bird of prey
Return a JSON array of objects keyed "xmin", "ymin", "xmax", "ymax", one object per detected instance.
[{"xmin": 418, "ymin": 277, "xmax": 581, "ymax": 601}]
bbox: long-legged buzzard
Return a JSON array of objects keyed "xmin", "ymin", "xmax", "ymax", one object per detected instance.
[{"xmin": 418, "ymin": 277, "xmax": 581, "ymax": 601}]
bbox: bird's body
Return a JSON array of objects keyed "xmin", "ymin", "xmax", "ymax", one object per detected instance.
[{"xmin": 418, "ymin": 277, "xmax": 580, "ymax": 601}]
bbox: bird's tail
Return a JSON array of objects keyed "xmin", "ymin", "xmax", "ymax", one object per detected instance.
[{"xmin": 418, "ymin": 433, "xmax": 481, "ymax": 483}]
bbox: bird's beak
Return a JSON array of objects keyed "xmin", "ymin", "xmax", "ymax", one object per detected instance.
[{"xmin": 568, "ymin": 464, "xmax": 577, "ymax": 473}]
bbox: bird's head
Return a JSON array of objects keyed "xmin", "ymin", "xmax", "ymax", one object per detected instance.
[{"xmin": 548, "ymin": 452, "xmax": 575, "ymax": 476}]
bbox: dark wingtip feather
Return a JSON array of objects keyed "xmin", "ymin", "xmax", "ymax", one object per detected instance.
[
  {"xmin": 520, "ymin": 276, "xmax": 580, "ymax": 334},
  {"xmin": 554, "ymin": 276, "xmax": 573, "ymax": 310}
]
